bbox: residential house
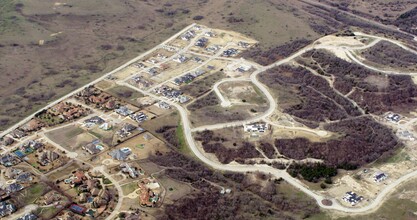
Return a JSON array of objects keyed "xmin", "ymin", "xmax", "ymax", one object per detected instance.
[
  {"xmin": 1, "ymin": 137, "xmax": 14, "ymax": 146},
  {"xmin": 99, "ymin": 122, "xmax": 112, "ymax": 131},
  {"xmin": 0, "ymin": 201, "xmax": 16, "ymax": 217},
  {"xmin": 244, "ymin": 123, "xmax": 269, "ymax": 133},
  {"xmin": 92, "ymin": 189, "xmax": 111, "ymax": 208},
  {"xmin": 5, "ymin": 183, "xmax": 23, "ymax": 194},
  {"xmin": 117, "ymin": 123, "xmax": 138, "ymax": 138},
  {"xmin": 17, "ymin": 213, "xmax": 37, "ymax": 220},
  {"xmin": 38, "ymin": 151, "xmax": 59, "ymax": 166},
  {"xmin": 23, "ymin": 140, "xmax": 43, "ymax": 150},
  {"xmin": 342, "ymin": 191, "xmax": 363, "ymax": 206},
  {"xmin": 115, "ymin": 106, "xmax": 133, "ymax": 116},
  {"xmin": 130, "ymin": 112, "xmax": 148, "ymax": 123},
  {"xmin": 0, "ymin": 154, "xmax": 20, "ymax": 167},
  {"xmin": 84, "ymin": 116, "xmax": 105, "ymax": 127},
  {"xmin": 205, "ymin": 31, "xmax": 215, "ymax": 37},
  {"xmin": 9, "ymin": 129, "xmax": 26, "ymax": 139},
  {"xmin": 238, "ymin": 41, "xmax": 250, "ymax": 48},
  {"xmin": 195, "ymin": 37, "xmax": 208, "ymax": 47},
  {"xmin": 120, "ymin": 163, "xmax": 139, "ymax": 178},
  {"xmin": 82, "ymin": 143, "xmax": 102, "ymax": 155},
  {"xmin": 147, "ymin": 67, "xmax": 158, "ymax": 76},
  {"xmin": 20, "ymin": 119, "xmax": 44, "ymax": 132},
  {"xmin": 173, "ymin": 54, "xmax": 188, "ymax": 63},
  {"xmin": 374, "ymin": 172, "xmax": 388, "ymax": 183},
  {"xmin": 16, "ymin": 172, "xmax": 32, "ymax": 183},
  {"xmin": 71, "ymin": 170, "xmax": 87, "ymax": 187},
  {"xmin": 44, "ymin": 191, "xmax": 61, "ymax": 205},
  {"xmin": 223, "ymin": 48, "xmax": 238, "ymax": 57},
  {"xmin": 109, "ymin": 148, "xmax": 132, "ymax": 161},
  {"xmin": 157, "ymin": 101, "xmax": 170, "ymax": 109},
  {"xmin": 180, "ymin": 30, "xmax": 195, "ymax": 41},
  {"xmin": 105, "ymin": 100, "xmax": 116, "ymax": 110}
]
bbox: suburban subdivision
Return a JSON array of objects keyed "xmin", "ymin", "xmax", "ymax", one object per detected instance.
[{"xmin": 1, "ymin": 23, "xmax": 417, "ymax": 220}]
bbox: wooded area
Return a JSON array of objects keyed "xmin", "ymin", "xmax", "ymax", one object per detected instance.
[{"xmin": 275, "ymin": 116, "xmax": 398, "ymax": 168}]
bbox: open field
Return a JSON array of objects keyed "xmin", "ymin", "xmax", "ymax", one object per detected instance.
[
  {"xmin": 46, "ymin": 161, "xmax": 83, "ymax": 180},
  {"xmin": 114, "ymin": 132, "xmax": 169, "ymax": 160},
  {"xmin": 187, "ymin": 91, "xmax": 267, "ymax": 127},
  {"xmin": 218, "ymin": 81, "xmax": 268, "ymax": 105},
  {"xmin": 153, "ymin": 174, "xmax": 193, "ymax": 204},
  {"xmin": 104, "ymin": 85, "xmax": 144, "ymax": 107},
  {"xmin": 45, "ymin": 125, "xmax": 96, "ymax": 150},
  {"xmin": 11, "ymin": 183, "xmax": 50, "ymax": 207},
  {"xmin": 34, "ymin": 206, "xmax": 61, "ymax": 219}
]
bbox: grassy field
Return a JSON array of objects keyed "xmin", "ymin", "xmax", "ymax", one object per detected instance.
[
  {"xmin": 12, "ymin": 183, "xmax": 50, "ymax": 207},
  {"xmin": 34, "ymin": 206, "xmax": 60, "ymax": 219},
  {"xmin": 176, "ymin": 121, "xmax": 189, "ymax": 155},
  {"xmin": 121, "ymin": 182, "xmax": 138, "ymax": 195},
  {"xmin": 104, "ymin": 85, "xmax": 144, "ymax": 107}
]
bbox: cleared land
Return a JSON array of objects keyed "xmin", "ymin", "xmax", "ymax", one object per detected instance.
[
  {"xmin": 45, "ymin": 125, "xmax": 95, "ymax": 150},
  {"xmin": 218, "ymin": 81, "xmax": 268, "ymax": 106},
  {"xmin": 187, "ymin": 91, "xmax": 268, "ymax": 127}
]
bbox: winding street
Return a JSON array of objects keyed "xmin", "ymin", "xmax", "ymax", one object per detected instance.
[{"xmin": 121, "ymin": 31, "xmax": 417, "ymax": 214}]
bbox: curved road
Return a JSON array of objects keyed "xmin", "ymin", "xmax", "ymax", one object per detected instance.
[{"xmin": 123, "ymin": 31, "xmax": 417, "ymax": 214}]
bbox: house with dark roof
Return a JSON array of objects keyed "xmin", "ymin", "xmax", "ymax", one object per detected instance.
[
  {"xmin": 373, "ymin": 172, "xmax": 388, "ymax": 183},
  {"xmin": 17, "ymin": 213, "xmax": 37, "ymax": 220},
  {"xmin": 84, "ymin": 116, "xmax": 105, "ymax": 127},
  {"xmin": 38, "ymin": 151, "xmax": 59, "ymax": 166},
  {"xmin": 115, "ymin": 106, "xmax": 133, "ymax": 116},
  {"xmin": 2, "ymin": 137, "xmax": 14, "ymax": 146},
  {"xmin": 16, "ymin": 172, "xmax": 32, "ymax": 183},
  {"xmin": 0, "ymin": 154, "xmax": 20, "ymax": 167},
  {"xmin": 9, "ymin": 129, "xmax": 26, "ymax": 139},
  {"xmin": 0, "ymin": 201, "xmax": 16, "ymax": 217},
  {"xmin": 82, "ymin": 143, "xmax": 102, "ymax": 155},
  {"xmin": 5, "ymin": 183, "xmax": 23, "ymax": 194},
  {"xmin": 109, "ymin": 148, "xmax": 132, "ymax": 161}
]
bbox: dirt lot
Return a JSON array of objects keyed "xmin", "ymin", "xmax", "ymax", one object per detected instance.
[
  {"xmin": 114, "ymin": 132, "xmax": 169, "ymax": 161},
  {"xmin": 11, "ymin": 183, "xmax": 51, "ymax": 208},
  {"xmin": 95, "ymin": 80, "xmax": 115, "ymax": 90},
  {"xmin": 218, "ymin": 81, "xmax": 267, "ymax": 106},
  {"xmin": 45, "ymin": 124, "xmax": 96, "ymax": 151},
  {"xmin": 46, "ymin": 161, "xmax": 83, "ymax": 180},
  {"xmin": 104, "ymin": 85, "xmax": 144, "ymax": 107},
  {"xmin": 154, "ymin": 174, "xmax": 193, "ymax": 205},
  {"xmin": 188, "ymin": 92, "xmax": 268, "ymax": 127}
]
